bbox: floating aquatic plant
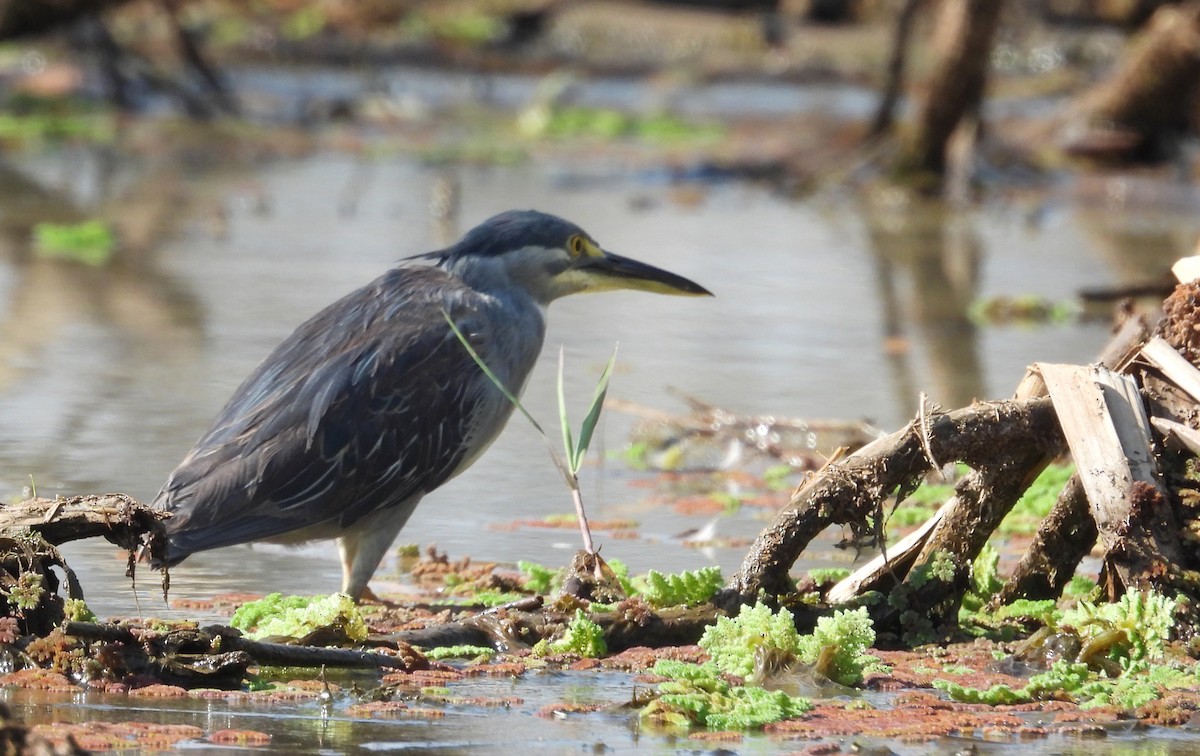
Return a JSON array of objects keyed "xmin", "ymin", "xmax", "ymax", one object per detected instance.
[
  {"xmin": 545, "ymin": 609, "xmax": 606, "ymax": 658},
  {"xmin": 640, "ymin": 566, "xmax": 723, "ymax": 608},
  {"xmin": 230, "ymin": 593, "xmax": 367, "ymax": 643},
  {"xmin": 795, "ymin": 606, "xmax": 882, "ymax": 687},
  {"xmin": 699, "ymin": 602, "xmax": 801, "ymax": 680},
  {"xmin": 642, "ymin": 659, "xmax": 811, "ymax": 731}
]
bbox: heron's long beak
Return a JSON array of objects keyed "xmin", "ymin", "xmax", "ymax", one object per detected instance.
[{"xmin": 578, "ymin": 251, "xmax": 712, "ymax": 296}]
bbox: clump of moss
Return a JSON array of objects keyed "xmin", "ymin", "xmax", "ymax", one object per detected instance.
[
  {"xmin": 641, "ymin": 567, "xmax": 723, "ymax": 608},
  {"xmin": 939, "ymin": 657, "xmax": 1197, "ymax": 710},
  {"xmin": 641, "ymin": 659, "xmax": 811, "ymax": 731},
  {"xmin": 6, "ymin": 572, "xmax": 44, "ymax": 612},
  {"xmin": 941, "ymin": 590, "xmax": 1188, "ymax": 709},
  {"xmin": 1062, "ymin": 590, "xmax": 1176, "ymax": 672},
  {"xmin": 700, "ymin": 603, "xmax": 801, "ymax": 679},
  {"xmin": 423, "ymin": 645, "xmax": 496, "ymax": 661},
  {"xmin": 518, "ymin": 560, "xmax": 559, "ymax": 595},
  {"xmin": 960, "ymin": 543, "xmax": 1004, "ymax": 614},
  {"xmin": 63, "ymin": 598, "xmax": 96, "ymax": 623},
  {"xmin": 807, "ymin": 567, "xmax": 851, "ymax": 585},
  {"xmin": 644, "ymin": 605, "xmax": 885, "ymax": 730},
  {"xmin": 992, "ymin": 598, "xmax": 1059, "ymax": 624},
  {"xmin": 544, "ymin": 609, "xmax": 606, "ymax": 658},
  {"xmin": 795, "ymin": 607, "xmax": 882, "ymax": 687},
  {"xmin": 230, "ymin": 593, "xmax": 367, "ymax": 643}
]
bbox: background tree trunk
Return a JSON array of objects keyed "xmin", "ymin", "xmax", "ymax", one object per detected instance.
[
  {"xmin": 893, "ymin": 0, "xmax": 1004, "ymax": 186},
  {"xmin": 1063, "ymin": 1, "xmax": 1200, "ymax": 161}
]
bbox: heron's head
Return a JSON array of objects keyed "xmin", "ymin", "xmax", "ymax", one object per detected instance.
[{"xmin": 421, "ymin": 210, "xmax": 712, "ymax": 303}]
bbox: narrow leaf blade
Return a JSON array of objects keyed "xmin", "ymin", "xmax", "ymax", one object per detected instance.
[
  {"xmin": 442, "ymin": 310, "xmax": 544, "ymax": 437},
  {"xmin": 557, "ymin": 345, "xmax": 577, "ymax": 473},
  {"xmin": 576, "ymin": 344, "xmax": 618, "ymax": 463}
]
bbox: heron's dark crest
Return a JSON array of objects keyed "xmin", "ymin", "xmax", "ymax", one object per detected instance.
[{"xmin": 411, "ymin": 210, "xmax": 595, "ymax": 264}]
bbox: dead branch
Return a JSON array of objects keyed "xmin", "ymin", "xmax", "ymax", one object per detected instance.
[
  {"xmin": 387, "ymin": 601, "xmax": 732, "ymax": 653},
  {"xmin": 721, "ymin": 396, "xmax": 1062, "ymax": 606},
  {"xmin": 63, "ymin": 621, "xmax": 413, "ymax": 674},
  {"xmin": 992, "ymin": 474, "xmax": 1095, "ymax": 605},
  {"xmin": 0, "ymin": 494, "xmax": 167, "ymax": 552}
]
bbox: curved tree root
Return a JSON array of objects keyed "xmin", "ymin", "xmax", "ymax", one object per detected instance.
[{"xmin": 722, "ymin": 397, "xmax": 1063, "ymax": 611}]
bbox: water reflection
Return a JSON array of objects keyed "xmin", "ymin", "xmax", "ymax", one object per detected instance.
[
  {"xmin": 0, "ymin": 154, "xmax": 205, "ymax": 498},
  {"xmin": 864, "ymin": 195, "xmax": 985, "ymax": 411}
]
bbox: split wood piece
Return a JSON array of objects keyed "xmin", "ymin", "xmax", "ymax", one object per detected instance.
[
  {"xmin": 1172, "ymin": 255, "xmax": 1200, "ymax": 284},
  {"xmin": 1039, "ymin": 363, "xmax": 1182, "ymax": 593},
  {"xmin": 996, "ymin": 313, "xmax": 1153, "ymax": 603},
  {"xmin": 721, "ymin": 397, "xmax": 1061, "ymax": 605},
  {"xmin": 0, "ymin": 494, "xmax": 167, "ymax": 551},
  {"xmin": 1152, "ymin": 417, "xmax": 1200, "ymax": 457},
  {"xmin": 1141, "ymin": 336, "xmax": 1200, "ymax": 403}
]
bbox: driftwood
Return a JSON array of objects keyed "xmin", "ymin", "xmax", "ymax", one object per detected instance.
[
  {"xmin": 993, "ymin": 314, "xmax": 1153, "ymax": 603},
  {"xmin": 0, "ymin": 494, "xmax": 167, "ymax": 552},
  {"xmin": 722, "ymin": 282, "xmax": 1200, "ymax": 642},
  {"xmin": 58, "ymin": 624, "xmax": 415, "ymax": 691},
  {"xmin": 721, "ymin": 396, "xmax": 1062, "ymax": 607},
  {"xmin": 1040, "ymin": 363, "xmax": 1182, "ymax": 596}
]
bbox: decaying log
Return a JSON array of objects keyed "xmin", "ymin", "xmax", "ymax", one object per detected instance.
[
  {"xmin": 825, "ymin": 496, "xmax": 954, "ymax": 605},
  {"xmin": 992, "ymin": 474, "xmax": 1095, "ymax": 605},
  {"xmin": 63, "ymin": 624, "xmax": 415, "ymax": 686},
  {"xmin": 0, "ymin": 494, "xmax": 167, "ymax": 553},
  {"xmin": 828, "ymin": 371, "xmax": 1055, "ymax": 610},
  {"xmin": 721, "ymin": 397, "xmax": 1062, "ymax": 606}
]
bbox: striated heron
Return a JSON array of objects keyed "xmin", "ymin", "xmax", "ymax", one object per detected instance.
[{"xmin": 153, "ymin": 210, "xmax": 711, "ymax": 599}]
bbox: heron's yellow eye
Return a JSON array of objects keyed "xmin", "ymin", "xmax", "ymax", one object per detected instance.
[{"xmin": 568, "ymin": 234, "xmax": 587, "ymax": 257}]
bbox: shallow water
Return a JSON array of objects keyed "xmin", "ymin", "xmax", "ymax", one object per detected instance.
[
  {"xmin": 1, "ymin": 66, "xmax": 1199, "ymax": 752},
  {"xmin": 1, "ymin": 141, "xmax": 1193, "ymax": 617}
]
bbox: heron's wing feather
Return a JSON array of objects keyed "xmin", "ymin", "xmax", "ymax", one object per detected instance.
[{"xmin": 156, "ymin": 267, "xmax": 497, "ymax": 556}]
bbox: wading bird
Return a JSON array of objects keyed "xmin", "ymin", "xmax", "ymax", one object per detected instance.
[{"xmin": 154, "ymin": 210, "xmax": 711, "ymax": 600}]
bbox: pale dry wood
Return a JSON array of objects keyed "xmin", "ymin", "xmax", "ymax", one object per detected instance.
[
  {"xmin": 1037, "ymin": 363, "xmax": 1183, "ymax": 585},
  {"xmin": 1174, "ymin": 255, "xmax": 1200, "ymax": 283},
  {"xmin": 1038, "ymin": 363, "xmax": 1153, "ymax": 544},
  {"xmin": 1151, "ymin": 416, "xmax": 1200, "ymax": 457},
  {"xmin": 1141, "ymin": 336, "xmax": 1200, "ymax": 402},
  {"xmin": 827, "ymin": 496, "xmax": 954, "ymax": 605}
]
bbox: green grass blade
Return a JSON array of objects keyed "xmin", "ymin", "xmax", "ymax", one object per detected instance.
[
  {"xmin": 575, "ymin": 345, "xmax": 618, "ymax": 467},
  {"xmin": 557, "ymin": 345, "xmax": 578, "ymax": 473},
  {"xmin": 443, "ymin": 310, "xmax": 545, "ymax": 437}
]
